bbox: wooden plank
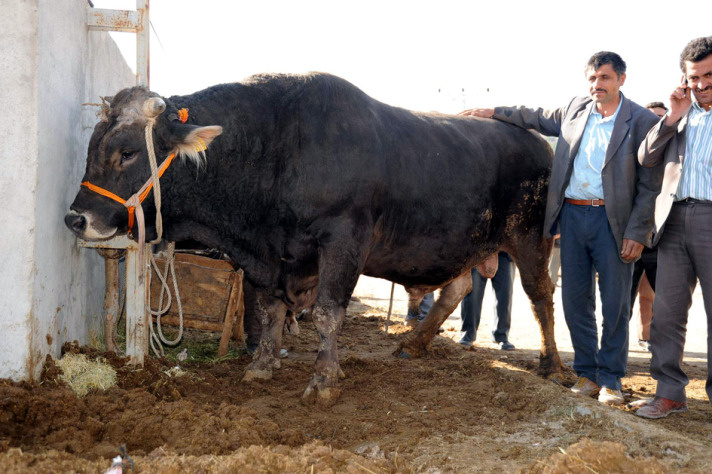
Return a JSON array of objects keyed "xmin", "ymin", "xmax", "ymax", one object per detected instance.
[
  {"xmin": 150, "ymin": 253, "xmax": 234, "ymax": 325},
  {"xmin": 151, "ymin": 315, "xmax": 223, "ymax": 332},
  {"xmin": 233, "ymin": 283, "xmax": 245, "ymax": 342},
  {"xmin": 218, "ymin": 270, "xmax": 244, "ymax": 357},
  {"xmin": 150, "ymin": 253, "xmax": 244, "ymax": 355},
  {"xmin": 103, "ymin": 254, "xmax": 121, "ymax": 353}
]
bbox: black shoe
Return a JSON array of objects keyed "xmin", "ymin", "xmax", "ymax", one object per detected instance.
[{"xmin": 498, "ymin": 341, "xmax": 515, "ymax": 351}]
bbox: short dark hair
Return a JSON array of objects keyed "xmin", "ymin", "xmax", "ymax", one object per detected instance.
[
  {"xmin": 646, "ymin": 101, "xmax": 667, "ymax": 111},
  {"xmin": 586, "ymin": 51, "xmax": 627, "ymax": 77},
  {"xmin": 680, "ymin": 36, "xmax": 712, "ymax": 72}
]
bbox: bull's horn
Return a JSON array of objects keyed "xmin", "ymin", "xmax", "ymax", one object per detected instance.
[{"xmin": 143, "ymin": 97, "xmax": 166, "ymax": 118}]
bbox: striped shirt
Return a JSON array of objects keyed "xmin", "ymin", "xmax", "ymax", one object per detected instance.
[{"xmin": 676, "ymin": 102, "xmax": 712, "ymax": 201}]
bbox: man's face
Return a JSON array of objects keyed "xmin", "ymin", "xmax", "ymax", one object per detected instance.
[
  {"xmin": 684, "ymin": 54, "xmax": 712, "ymax": 107},
  {"xmin": 586, "ymin": 63, "xmax": 626, "ymax": 106},
  {"xmin": 649, "ymin": 107, "xmax": 667, "ymax": 117}
]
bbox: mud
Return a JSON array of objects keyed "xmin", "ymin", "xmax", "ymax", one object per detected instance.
[{"xmin": 1, "ymin": 289, "xmax": 712, "ymax": 472}]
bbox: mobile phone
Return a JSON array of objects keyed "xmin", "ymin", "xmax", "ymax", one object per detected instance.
[{"xmin": 682, "ymin": 76, "xmax": 688, "ymax": 97}]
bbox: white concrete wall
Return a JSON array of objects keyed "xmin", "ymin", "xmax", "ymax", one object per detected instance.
[{"xmin": 0, "ymin": 0, "xmax": 134, "ymax": 380}]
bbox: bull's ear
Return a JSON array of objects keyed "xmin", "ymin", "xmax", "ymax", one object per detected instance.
[{"xmin": 172, "ymin": 125, "xmax": 223, "ymax": 165}]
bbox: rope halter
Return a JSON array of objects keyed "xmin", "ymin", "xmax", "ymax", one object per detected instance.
[
  {"xmin": 80, "ymin": 151, "xmax": 175, "ymax": 235},
  {"xmin": 79, "ymin": 98, "xmax": 187, "ymax": 273}
]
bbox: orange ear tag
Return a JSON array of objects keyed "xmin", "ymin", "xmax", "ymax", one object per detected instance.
[{"xmin": 177, "ymin": 108, "xmax": 189, "ymax": 123}]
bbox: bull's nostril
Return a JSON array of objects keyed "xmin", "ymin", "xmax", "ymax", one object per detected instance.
[{"xmin": 65, "ymin": 214, "xmax": 86, "ymax": 233}]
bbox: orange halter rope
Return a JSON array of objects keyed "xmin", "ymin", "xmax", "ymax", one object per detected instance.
[
  {"xmin": 79, "ymin": 107, "xmax": 189, "ymax": 233},
  {"xmin": 80, "ymin": 152, "xmax": 176, "ymax": 233}
]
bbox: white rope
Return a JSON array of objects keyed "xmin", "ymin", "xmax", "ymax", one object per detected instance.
[
  {"xmin": 142, "ymin": 118, "xmax": 184, "ymax": 357},
  {"xmin": 148, "ymin": 243, "xmax": 184, "ymax": 357},
  {"xmin": 144, "ymin": 119, "xmax": 163, "ymax": 244}
]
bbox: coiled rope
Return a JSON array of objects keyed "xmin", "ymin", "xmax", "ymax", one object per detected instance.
[{"xmin": 143, "ymin": 118, "xmax": 184, "ymax": 357}]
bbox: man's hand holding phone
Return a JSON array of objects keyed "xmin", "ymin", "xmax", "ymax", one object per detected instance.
[{"xmin": 666, "ymin": 76, "xmax": 693, "ymax": 125}]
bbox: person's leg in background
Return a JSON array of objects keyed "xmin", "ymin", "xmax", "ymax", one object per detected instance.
[
  {"xmin": 491, "ymin": 252, "xmax": 516, "ymax": 350},
  {"xmin": 459, "ymin": 268, "xmax": 487, "ymax": 345}
]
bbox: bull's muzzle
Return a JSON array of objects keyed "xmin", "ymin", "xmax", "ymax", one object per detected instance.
[{"xmin": 65, "ymin": 211, "xmax": 86, "ymax": 235}]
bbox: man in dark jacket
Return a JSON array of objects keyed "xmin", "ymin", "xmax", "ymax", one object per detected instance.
[{"xmin": 636, "ymin": 36, "xmax": 712, "ymax": 419}]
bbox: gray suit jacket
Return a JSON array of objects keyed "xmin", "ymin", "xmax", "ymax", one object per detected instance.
[
  {"xmin": 638, "ymin": 116, "xmax": 688, "ymax": 246},
  {"xmin": 493, "ymin": 95, "xmax": 661, "ymax": 260}
]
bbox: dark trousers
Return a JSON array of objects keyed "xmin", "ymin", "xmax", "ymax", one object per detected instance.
[
  {"xmin": 459, "ymin": 252, "xmax": 514, "ymax": 344},
  {"xmin": 651, "ymin": 202, "xmax": 712, "ymax": 403},
  {"xmin": 560, "ymin": 203, "xmax": 633, "ymax": 390},
  {"xmin": 630, "ymin": 246, "xmax": 658, "ymax": 312}
]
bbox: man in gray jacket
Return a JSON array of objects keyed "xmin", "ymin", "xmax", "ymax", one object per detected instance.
[
  {"xmin": 461, "ymin": 51, "xmax": 660, "ymax": 405},
  {"xmin": 636, "ymin": 36, "xmax": 712, "ymax": 419}
]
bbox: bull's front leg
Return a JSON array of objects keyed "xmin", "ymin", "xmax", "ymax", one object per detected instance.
[
  {"xmin": 301, "ymin": 301, "xmax": 346, "ymax": 407},
  {"xmin": 242, "ymin": 291, "xmax": 288, "ymax": 382},
  {"xmin": 302, "ymin": 216, "xmax": 369, "ymax": 407}
]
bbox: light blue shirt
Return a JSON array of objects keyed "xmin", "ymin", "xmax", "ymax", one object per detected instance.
[
  {"xmin": 676, "ymin": 102, "xmax": 712, "ymax": 201},
  {"xmin": 565, "ymin": 97, "xmax": 623, "ymax": 200}
]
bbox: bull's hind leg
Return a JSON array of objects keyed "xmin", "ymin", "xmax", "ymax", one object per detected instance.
[
  {"xmin": 396, "ymin": 271, "xmax": 472, "ymax": 358},
  {"xmin": 509, "ymin": 235, "xmax": 564, "ymax": 380},
  {"xmin": 242, "ymin": 291, "xmax": 288, "ymax": 382}
]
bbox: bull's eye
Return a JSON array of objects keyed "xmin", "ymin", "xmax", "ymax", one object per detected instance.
[{"xmin": 120, "ymin": 150, "xmax": 138, "ymax": 165}]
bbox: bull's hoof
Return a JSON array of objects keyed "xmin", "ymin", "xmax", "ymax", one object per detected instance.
[
  {"xmin": 242, "ymin": 367, "xmax": 273, "ymax": 382},
  {"xmin": 546, "ymin": 372, "xmax": 565, "ymax": 385},
  {"xmin": 396, "ymin": 350, "xmax": 412, "ymax": 359},
  {"xmin": 394, "ymin": 340, "xmax": 426, "ymax": 359},
  {"xmin": 537, "ymin": 354, "xmax": 566, "ymax": 381},
  {"xmin": 301, "ymin": 383, "xmax": 341, "ymax": 407}
]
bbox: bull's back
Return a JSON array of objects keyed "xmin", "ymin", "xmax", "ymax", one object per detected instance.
[
  {"xmin": 281, "ymin": 74, "xmax": 552, "ymax": 286},
  {"xmin": 180, "ymin": 74, "xmax": 551, "ymax": 289},
  {"xmin": 288, "ymin": 73, "xmax": 550, "ymax": 213}
]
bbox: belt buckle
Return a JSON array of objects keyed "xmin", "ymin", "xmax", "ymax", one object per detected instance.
[{"xmin": 591, "ymin": 199, "xmax": 600, "ymax": 207}]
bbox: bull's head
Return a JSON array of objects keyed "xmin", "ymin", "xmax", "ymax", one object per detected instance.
[{"xmin": 65, "ymin": 87, "xmax": 222, "ymax": 241}]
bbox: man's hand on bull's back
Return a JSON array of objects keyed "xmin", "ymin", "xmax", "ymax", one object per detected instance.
[
  {"xmin": 621, "ymin": 238, "xmax": 644, "ymax": 262},
  {"xmin": 458, "ymin": 108, "xmax": 495, "ymax": 118}
]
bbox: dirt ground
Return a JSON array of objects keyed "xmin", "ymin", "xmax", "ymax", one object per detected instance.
[{"xmin": 1, "ymin": 274, "xmax": 712, "ymax": 473}]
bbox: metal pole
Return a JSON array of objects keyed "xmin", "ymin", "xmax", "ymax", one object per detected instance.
[{"xmin": 385, "ymin": 282, "xmax": 395, "ymax": 333}]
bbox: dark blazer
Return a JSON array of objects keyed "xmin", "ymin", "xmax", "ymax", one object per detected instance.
[
  {"xmin": 637, "ymin": 116, "xmax": 688, "ymax": 246},
  {"xmin": 493, "ymin": 95, "xmax": 661, "ymax": 260}
]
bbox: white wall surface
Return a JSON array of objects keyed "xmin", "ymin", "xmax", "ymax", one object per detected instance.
[{"xmin": 0, "ymin": 0, "xmax": 134, "ymax": 380}]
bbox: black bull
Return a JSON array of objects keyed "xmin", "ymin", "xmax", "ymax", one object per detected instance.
[{"xmin": 65, "ymin": 72, "xmax": 563, "ymax": 406}]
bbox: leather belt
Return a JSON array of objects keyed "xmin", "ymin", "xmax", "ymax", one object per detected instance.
[
  {"xmin": 675, "ymin": 197, "xmax": 712, "ymax": 204},
  {"xmin": 565, "ymin": 198, "xmax": 605, "ymax": 207}
]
